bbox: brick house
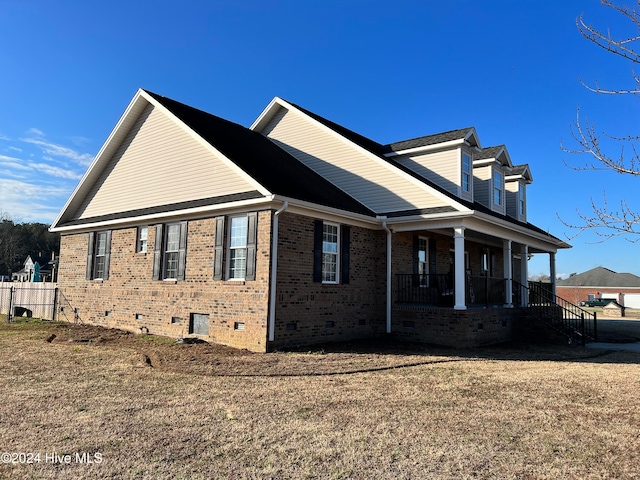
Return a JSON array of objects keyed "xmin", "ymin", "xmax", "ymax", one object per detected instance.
[
  {"xmin": 557, "ymin": 267, "xmax": 640, "ymax": 308},
  {"xmin": 50, "ymin": 89, "xmax": 569, "ymax": 352}
]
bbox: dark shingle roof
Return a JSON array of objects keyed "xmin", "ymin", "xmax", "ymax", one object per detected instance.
[
  {"xmin": 59, "ymin": 192, "xmax": 265, "ymax": 226},
  {"xmin": 557, "ymin": 267, "xmax": 640, "ymax": 287},
  {"xmin": 145, "ymin": 91, "xmax": 374, "ymax": 217},
  {"xmin": 475, "ymin": 145, "xmax": 504, "ymax": 160},
  {"xmin": 383, "ymin": 127, "xmax": 475, "ymax": 153},
  {"xmin": 508, "ymin": 165, "xmax": 529, "ymax": 176},
  {"xmin": 281, "ymin": 99, "xmax": 564, "ymax": 243}
]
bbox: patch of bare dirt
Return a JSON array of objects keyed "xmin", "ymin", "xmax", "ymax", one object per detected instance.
[{"xmin": 41, "ymin": 322, "xmax": 609, "ymax": 378}]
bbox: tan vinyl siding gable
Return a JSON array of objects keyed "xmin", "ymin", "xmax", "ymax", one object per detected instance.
[
  {"xmin": 394, "ymin": 148, "xmax": 462, "ymax": 197},
  {"xmin": 74, "ymin": 104, "xmax": 256, "ymax": 220},
  {"xmin": 261, "ymin": 106, "xmax": 449, "ymax": 214}
]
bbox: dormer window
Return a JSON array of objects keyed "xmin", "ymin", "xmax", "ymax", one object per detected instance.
[
  {"xmin": 519, "ymin": 183, "xmax": 526, "ymax": 218},
  {"xmin": 493, "ymin": 170, "xmax": 504, "ymax": 207},
  {"xmin": 462, "ymin": 153, "xmax": 472, "ymax": 193}
]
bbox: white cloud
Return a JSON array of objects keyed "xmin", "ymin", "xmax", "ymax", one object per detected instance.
[
  {"xmin": 0, "ymin": 179, "xmax": 71, "ymax": 223},
  {"xmin": 0, "ymin": 154, "xmax": 82, "ymax": 179},
  {"xmin": 7, "ymin": 146, "xmax": 22, "ymax": 153},
  {"xmin": 0, "ymin": 154, "xmax": 30, "ymax": 172},
  {"xmin": 0, "ymin": 133, "xmax": 10, "ymax": 141},
  {"xmin": 21, "ymin": 137, "xmax": 94, "ymax": 166},
  {"xmin": 27, "ymin": 162, "xmax": 83, "ymax": 180},
  {"xmin": 26, "ymin": 128, "xmax": 45, "ymax": 137}
]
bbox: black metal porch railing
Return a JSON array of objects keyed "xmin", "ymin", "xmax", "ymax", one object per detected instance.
[
  {"xmin": 396, "ymin": 274, "xmax": 454, "ymax": 307},
  {"xmin": 515, "ymin": 281, "xmax": 597, "ymax": 345},
  {"xmin": 396, "ymin": 274, "xmax": 508, "ymax": 307},
  {"xmin": 467, "ymin": 275, "xmax": 507, "ymax": 307}
]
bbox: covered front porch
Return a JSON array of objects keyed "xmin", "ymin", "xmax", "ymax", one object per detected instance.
[{"xmin": 382, "ymin": 217, "xmax": 567, "ymax": 347}]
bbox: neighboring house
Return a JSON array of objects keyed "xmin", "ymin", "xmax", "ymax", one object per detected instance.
[
  {"xmin": 557, "ymin": 267, "xmax": 640, "ymax": 308},
  {"xmin": 50, "ymin": 89, "xmax": 570, "ymax": 352},
  {"xmin": 12, "ymin": 254, "xmax": 54, "ymax": 282}
]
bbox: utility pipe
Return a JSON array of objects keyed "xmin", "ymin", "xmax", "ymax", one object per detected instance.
[
  {"xmin": 379, "ymin": 216, "xmax": 392, "ymax": 334},
  {"xmin": 268, "ymin": 201, "xmax": 288, "ymax": 343}
]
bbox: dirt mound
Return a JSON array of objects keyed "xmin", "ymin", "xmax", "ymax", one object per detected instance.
[{"xmin": 42, "ymin": 323, "xmax": 464, "ymax": 376}]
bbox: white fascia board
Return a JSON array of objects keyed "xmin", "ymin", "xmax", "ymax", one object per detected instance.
[
  {"xmin": 384, "ymin": 209, "xmax": 569, "ymax": 253},
  {"xmin": 50, "ymin": 89, "xmax": 150, "ymax": 230},
  {"xmin": 271, "ymin": 195, "xmax": 379, "ymax": 229},
  {"xmin": 273, "ymin": 98, "xmax": 468, "ymax": 214},
  {"xmin": 50, "ymin": 196, "xmax": 275, "ymax": 234},
  {"xmin": 473, "ymin": 159, "xmax": 497, "ymax": 167},
  {"xmin": 249, "ymin": 96, "xmax": 282, "ymax": 132},
  {"xmin": 383, "ymin": 138, "xmax": 465, "ymax": 157},
  {"xmin": 383, "ymin": 211, "xmax": 474, "ymax": 232},
  {"xmin": 468, "ymin": 213, "xmax": 571, "ymax": 251},
  {"xmin": 143, "ymin": 91, "xmax": 271, "ymax": 197}
]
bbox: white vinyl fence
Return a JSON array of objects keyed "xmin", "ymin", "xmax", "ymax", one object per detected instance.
[{"xmin": 0, "ymin": 283, "xmax": 58, "ymax": 321}]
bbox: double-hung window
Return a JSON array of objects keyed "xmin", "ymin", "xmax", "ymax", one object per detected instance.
[
  {"xmin": 94, "ymin": 232, "xmax": 108, "ymax": 279},
  {"xmin": 322, "ymin": 223, "xmax": 339, "ymax": 283},
  {"xmin": 417, "ymin": 237, "xmax": 428, "ymax": 286},
  {"xmin": 163, "ymin": 224, "xmax": 181, "ymax": 280},
  {"xmin": 86, "ymin": 230, "xmax": 112, "ymax": 280},
  {"xmin": 137, "ymin": 226, "xmax": 148, "ymax": 253},
  {"xmin": 313, "ymin": 220, "xmax": 350, "ymax": 284},
  {"xmin": 493, "ymin": 170, "xmax": 504, "ymax": 207},
  {"xmin": 152, "ymin": 222, "xmax": 188, "ymax": 281},
  {"xmin": 519, "ymin": 183, "xmax": 526, "ymax": 217},
  {"xmin": 229, "ymin": 216, "xmax": 249, "ymax": 280},
  {"xmin": 213, "ymin": 213, "xmax": 258, "ymax": 281},
  {"xmin": 462, "ymin": 153, "xmax": 472, "ymax": 194}
]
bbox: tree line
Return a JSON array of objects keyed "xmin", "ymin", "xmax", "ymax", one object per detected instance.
[{"xmin": 0, "ymin": 215, "xmax": 60, "ymax": 277}]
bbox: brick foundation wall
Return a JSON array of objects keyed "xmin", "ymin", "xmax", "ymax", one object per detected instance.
[
  {"xmin": 57, "ymin": 212, "xmax": 272, "ymax": 352},
  {"xmin": 270, "ymin": 212, "xmax": 387, "ymax": 349},
  {"xmin": 392, "ymin": 306, "xmax": 524, "ymax": 348}
]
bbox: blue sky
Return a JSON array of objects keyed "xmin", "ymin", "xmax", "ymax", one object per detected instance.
[{"xmin": 0, "ymin": 0, "xmax": 638, "ymax": 277}]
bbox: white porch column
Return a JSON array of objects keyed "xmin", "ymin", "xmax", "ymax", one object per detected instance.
[
  {"xmin": 520, "ymin": 244, "xmax": 529, "ymax": 307},
  {"xmin": 454, "ymin": 227, "xmax": 466, "ymax": 310},
  {"xmin": 549, "ymin": 252, "xmax": 557, "ymax": 297},
  {"xmin": 503, "ymin": 239, "xmax": 513, "ymax": 307}
]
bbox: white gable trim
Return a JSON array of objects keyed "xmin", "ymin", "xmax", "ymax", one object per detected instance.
[
  {"xmin": 51, "ymin": 90, "xmax": 149, "ymax": 230},
  {"xmin": 51, "ymin": 89, "xmax": 272, "ymax": 231}
]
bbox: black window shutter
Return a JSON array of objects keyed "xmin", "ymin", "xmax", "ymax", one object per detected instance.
[
  {"xmin": 152, "ymin": 224, "xmax": 163, "ymax": 281},
  {"xmin": 213, "ymin": 216, "xmax": 225, "ymax": 280},
  {"xmin": 103, "ymin": 230, "xmax": 112, "ymax": 280},
  {"xmin": 245, "ymin": 212, "xmax": 258, "ymax": 281},
  {"xmin": 313, "ymin": 219, "xmax": 323, "ymax": 282},
  {"xmin": 429, "ymin": 237, "xmax": 437, "ymax": 276},
  {"xmin": 177, "ymin": 221, "xmax": 188, "ymax": 281},
  {"xmin": 86, "ymin": 232, "xmax": 95, "ymax": 280},
  {"xmin": 341, "ymin": 225, "xmax": 350, "ymax": 284}
]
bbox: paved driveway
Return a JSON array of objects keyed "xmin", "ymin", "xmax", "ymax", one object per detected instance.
[{"xmin": 586, "ymin": 319, "xmax": 640, "ymax": 352}]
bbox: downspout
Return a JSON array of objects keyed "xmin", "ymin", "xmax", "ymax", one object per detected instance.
[
  {"xmin": 379, "ymin": 216, "xmax": 392, "ymax": 334},
  {"xmin": 268, "ymin": 201, "xmax": 288, "ymax": 343}
]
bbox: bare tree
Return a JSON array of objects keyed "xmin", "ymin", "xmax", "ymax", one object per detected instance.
[{"xmin": 562, "ymin": 0, "xmax": 640, "ymax": 241}]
